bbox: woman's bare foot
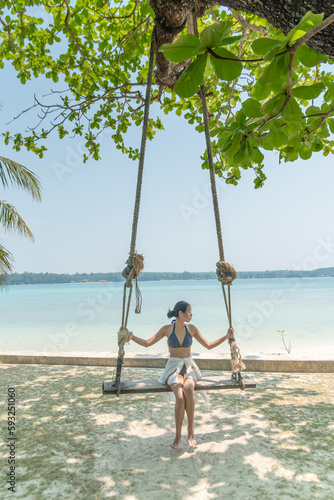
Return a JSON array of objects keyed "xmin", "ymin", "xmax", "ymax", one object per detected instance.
[
  {"xmin": 188, "ymin": 427, "xmax": 197, "ymax": 447},
  {"xmin": 170, "ymin": 438, "xmax": 181, "ymax": 450}
]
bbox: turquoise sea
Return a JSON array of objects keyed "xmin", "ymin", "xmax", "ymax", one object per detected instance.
[{"xmin": 1, "ymin": 278, "xmax": 333, "ymax": 357}]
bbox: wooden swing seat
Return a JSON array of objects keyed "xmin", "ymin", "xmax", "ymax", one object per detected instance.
[{"xmin": 103, "ymin": 375, "xmax": 256, "ymax": 395}]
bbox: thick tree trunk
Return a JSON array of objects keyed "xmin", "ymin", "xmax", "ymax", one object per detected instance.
[
  {"xmin": 150, "ymin": 0, "xmax": 333, "ymax": 87},
  {"xmin": 220, "ymin": 0, "xmax": 334, "ymax": 57},
  {"xmin": 151, "ymin": 0, "xmax": 216, "ymax": 86}
]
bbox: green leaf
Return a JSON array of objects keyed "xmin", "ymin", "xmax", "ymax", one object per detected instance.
[
  {"xmin": 222, "ymin": 132, "xmax": 243, "ymax": 156},
  {"xmin": 305, "ymin": 105, "xmax": 321, "ymax": 116},
  {"xmin": 312, "ymin": 138, "xmax": 323, "ymax": 152},
  {"xmin": 254, "ymin": 175, "xmax": 265, "ymax": 189},
  {"xmin": 325, "ymin": 83, "xmax": 334, "ymax": 99},
  {"xmin": 252, "ymin": 147, "xmax": 264, "ymax": 164},
  {"xmin": 263, "ymin": 42, "xmax": 286, "ymax": 61},
  {"xmin": 261, "ymin": 94, "xmax": 286, "ymax": 116},
  {"xmin": 318, "ymin": 122, "xmax": 330, "ymax": 139},
  {"xmin": 286, "ymin": 11, "xmax": 324, "ymax": 43},
  {"xmin": 252, "ymin": 83, "xmax": 272, "ymax": 100},
  {"xmin": 328, "ymin": 119, "xmax": 334, "ymax": 135},
  {"xmin": 268, "ymin": 120, "xmax": 287, "ymax": 147},
  {"xmin": 276, "ymin": 53, "xmax": 290, "ymax": 73},
  {"xmin": 258, "ymin": 54, "xmax": 288, "ymax": 87},
  {"xmin": 219, "ymin": 35, "xmax": 247, "ymax": 46},
  {"xmin": 242, "ymin": 98, "xmax": 262, "ymax": 118},
  {"xmin": 258, "ymin": 59, "xmax": 280, "ymax": 87},
  {"xmin": 251, "ymin": 38, "xmax": 282, "ymax": 56},
  {"xmin": 159, "ymin": 35, "xmax": 200, "ymax": 63},
  {"xmin": 210, "ymin": 48, "xmax": 242, "ymax": 81},
  {"xmin": 306, "ymin": 116, "xmax": 322, "ymax": 131},
  {"xmin": 233, "ymin": 139, "xmax": 253, "ymax": 164},
  {"xmin": 200, "ymin": 23, "xmax": 224, "ymax": 49},
  {"xmin": 140, "ymin": 1, "xmax": 151, "ymax": 16},
  {"xmin": 292, "ymin": 82, "xmax": 325, "ymax": 99},
  {"xmin": 283, "ymin": 147, "xmax": 299, "ymax": 162},
  {"xmin": 220, "ymin": 19, "xmax": 234, "ymax": 36},
  {"xmin": 299, "ymin": 143, "xmax": 312, "ymax": 160},
  {"xmin": 218, "ymin": 130, "xmax": 232, "ymax": 148},
  {"xmin": 282, "ymin": 97, "xmax": 303, "ymax": 122},
  {"xmin": 296, "ymin": 44, "xmax": 328, "ymax": 67},
  {"xmin": 287, "ymin": 130, "xmax": 304, "ymax": 147},
  {"xmin": 174, "ymin": 53, "xmax": 209, "ymax": 98},
  {"xmin": 259, "ymin": 134, "xmax": 273, "ymax": 151}
]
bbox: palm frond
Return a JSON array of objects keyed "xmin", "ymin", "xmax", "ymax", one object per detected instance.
[
  {"xmin": 0, "ymin": 244, "xmax": 13, "ymax": 288},
  {"xmin": 0, "ymin": 200, "xmax": 34, "ymax": 239},
  {"xmin": 0, "ymin": 156, "xmax": 42, "ymax": 201}
]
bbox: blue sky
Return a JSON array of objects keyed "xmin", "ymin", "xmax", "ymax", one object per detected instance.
[{"xmin": 1, "ymin": 62, "xmax": 334, "ymax": 274}]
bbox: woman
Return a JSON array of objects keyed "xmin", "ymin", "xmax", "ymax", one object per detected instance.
[{"xmin": 131, "ymin": 301, "xmax": 233, "ymax": 450}]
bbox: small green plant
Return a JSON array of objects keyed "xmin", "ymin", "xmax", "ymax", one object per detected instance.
[{"xmin": 276, "ymin": 330, "xmax": 292, "ymax": 354}]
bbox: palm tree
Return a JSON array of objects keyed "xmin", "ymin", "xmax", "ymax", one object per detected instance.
[{"xmin": 0, "ymin": 156, "xmax": 41, "ymax": 286}]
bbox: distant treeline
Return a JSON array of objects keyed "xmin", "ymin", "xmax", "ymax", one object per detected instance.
[{"xmin": 5, "ymin": 268, "xmax": 334, "ymax": 285}]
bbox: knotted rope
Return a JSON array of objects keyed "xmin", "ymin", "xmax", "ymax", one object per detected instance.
[
  {"xmin": 216, "ymin": 261, "xmax": 237, "ymax": 285},
  {"xmin": 122, "ymin": 252, "xmax": 144, "ymax": 314},
  {"xmin": 118, "ymin": 327, "xmax": 133, "ymax": 344},
  {"xmin": 115, "ymin": 28, "xmax": 156, "ymax": 396},
  {"xmin": 192, "ymin": 10, "xmax": 245, "ymax": 388}
]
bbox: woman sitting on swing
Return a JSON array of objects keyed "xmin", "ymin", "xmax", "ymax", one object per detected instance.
[{"xmin": 131, "ymin": 300, "xmax": 233, "ymax": 449}]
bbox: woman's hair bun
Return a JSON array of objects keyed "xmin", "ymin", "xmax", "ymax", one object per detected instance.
[{"xmin": 167, "ymin": 301, "xmax": 190, "ymax": 319}]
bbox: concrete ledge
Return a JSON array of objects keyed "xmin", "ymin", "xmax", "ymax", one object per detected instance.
[{"xmin": 1, "ymin": 354, "xmax": 334, "ymax": 373}]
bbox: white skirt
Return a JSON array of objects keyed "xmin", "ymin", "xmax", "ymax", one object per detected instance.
[
  {"xmin": 157, "ymin": 356, "xmax": 209, "ymax": 407},
  {"xmin": 158, "ymin": 356, "xmax": 202, "ymax": 385}
]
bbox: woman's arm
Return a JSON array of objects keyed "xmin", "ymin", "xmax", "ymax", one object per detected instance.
[
  {"xmin": 131, "ymin": 325, "xmax": 168, "ymax": 348},
  {"xmin": 193, "ymin": 326, "xmax": 234, "ymax": 350}
]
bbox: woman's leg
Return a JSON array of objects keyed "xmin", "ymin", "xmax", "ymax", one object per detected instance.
[
  {"xmin": 168, "ymin": 374, "xmax": 185, "ymax": 449},
  {"xmin": 183, "ymin": 378, "xmax": 196, "ymax": 447}
]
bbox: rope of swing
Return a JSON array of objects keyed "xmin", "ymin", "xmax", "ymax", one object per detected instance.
[
  {"xmin": 115, "ymin": 12, "xmax": 245, "ymax": 393},
  {"xmin": 192, "ymin": 9, "xmax": 246, "ymax": 388},
  {"xmin": 115, "ymin": 28, "xmax": 156, "ymax": 395}
]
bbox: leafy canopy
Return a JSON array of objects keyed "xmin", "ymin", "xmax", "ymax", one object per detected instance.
[{"xmin": 0, "ymin": 0, "xmax": 333, "ymax": 188}]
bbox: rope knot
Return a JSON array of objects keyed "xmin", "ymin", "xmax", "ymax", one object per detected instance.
[
  {"xmin": 118, "ymin": 327, "xmax": 133, "ymax": 346},
  {"xmin": 229, "ymin": 339, "xmax": 246, "ymax": 373},
  {"xmin": 122, "ymin": 253, "xmax": 144, "ymax": 314},
  {"xmin": 122, "ymin": 252, "xmax": 144, "ymax": 286},
  {"xmin": 216, "ymin": 261, "xmax": 237, "ymax": 285}
]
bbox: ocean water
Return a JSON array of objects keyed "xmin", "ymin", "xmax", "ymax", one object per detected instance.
[{"xmin": 1, "ymin": 278, "xmax": 333, "ymax": 357}]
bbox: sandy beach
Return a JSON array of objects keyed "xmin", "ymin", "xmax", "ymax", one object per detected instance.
[{"xmin": 1, "ymin": 364, "xmax": 333, "ymax": 499}]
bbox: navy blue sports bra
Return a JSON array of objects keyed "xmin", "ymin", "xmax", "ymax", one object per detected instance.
[{"xmin": 168, "ymin": 322, "xmax": 193, "ymax": 348}]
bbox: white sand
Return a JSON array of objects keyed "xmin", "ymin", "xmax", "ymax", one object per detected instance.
[{"xmin": 0, "ymin": 365, "xmax": 333, "ymax": 499}]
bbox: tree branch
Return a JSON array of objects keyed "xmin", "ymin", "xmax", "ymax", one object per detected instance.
[
  {"xmin": 0, "ymin": 15, "xmax": 17, "ymax": 52},
  {"xmin": 62, "ymin": 0, "xmax": 87, "ymax": 62},
  {"xmin": 303, "ymin": 109, "xmax": 334, "ymax": 142},
  {"xmin": 230, "ymin": 8, "xmax": 268, "ymax": 35},
  {"xmin": 207, "ymin": 47, "xmax": 263, "ymax": 63},
  {"xmin": 216, "ymin": 0, "xmax": 334, "ymax": 57},
  {"xmin": 256, "ymin": 52, "xmax": 295, "ymax": 134}
]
